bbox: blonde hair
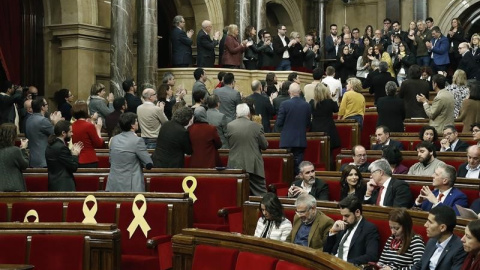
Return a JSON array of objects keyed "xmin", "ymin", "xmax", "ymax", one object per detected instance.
[
  {"xmin": 289, "ymin": 31, "xmax": 299, "ymax": 39},
  {"xmin": 347, "ymin": 77, "xmax": 363, "ymax": 93},
  {"xmin": 453, "ymin": 69, "xmax": 467, "ymax": 86},
  {"xmin": 471, "ymin": 33, "xmax": 480, "ymax": 47},
  {"xmin": 227, "ymin": 24, "xmax": 238, "ymax": 36},
  {"xmin": 90, "ymin": 83, "xmax": 105, "ymax": 96},
  {"xmin": 313, "ymin": 83, "xmax": 331, "ymax": 108}
]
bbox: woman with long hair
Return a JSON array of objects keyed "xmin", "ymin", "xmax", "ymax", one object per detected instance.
[
  {"xmin": 357, "ymin": 45, "xmax": 374, "ymax": 80},
  {"xmin": 54, "ymin": 88, "xmax": 74, "ymax": 121},
  {"xmin": 254, "ymin": 192, "xmax": 292, "ymax": 241},
  {"xmin": 363, "ymin": 25, "xmax": 374, "ymax": 40},
  {"xmin": 310, "ymin": 83, "xmax": 340, "ymax": 149},
  {"xmin": 0, "ymin": 123, "xmax": 28, "ymax": 191},
  {"xmin": 382, "ymin": 146, "xmax": 408, "ymax": 174},
  {"xmin": 243, "ymin": 25, "xmax": 261, "ymax": 70},
  {"xmin": 461, "ymin": 219, "xmax": 480, "ymax": 269},
  {"xmin": 447, "ymin": 69, "xmax": 470, "ymax": 118},
  {"xmin": 157, "ymin": 83, "xmax": 176, "ymax": 120},
  {"xmin": 393, "ymin": 42, "xmax": 416, "ymax": 85},
  {"xmin": 448, "ymin": 18, "xmax": 465, "ymax": 70},
  {"xmin": 339, "ymin": 164, "xmax": 366, "ymax": 201},
  {"xmin": 377, "ymin": 208, "xmax": 425, "ymax": 269},
  {"xmin": 457, "ymin": 81, "xmax": 480, "ymax": 133},
  {"xmin": 375, "ymin": 44, "xmax": 395, "ymax": 77},
  {"xmin": 336, "ymin": 45, "xmax": 357, "ymax": 84}
]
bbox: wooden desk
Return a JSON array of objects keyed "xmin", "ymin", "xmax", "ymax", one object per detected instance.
[{"xmin": 0, "ymin": 264, "xmax": 34, "ymax": 270}]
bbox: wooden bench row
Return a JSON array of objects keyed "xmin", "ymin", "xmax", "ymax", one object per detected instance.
[{"xmin": 370, "ymin": 132, "xmax": 477, "ymax": 151}]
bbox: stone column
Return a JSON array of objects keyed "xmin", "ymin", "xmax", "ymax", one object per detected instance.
[
  {"xmin": 110, "ymin": 0, "xmax": 134, "ymax": 97},
  {"xmin": 137, "ymin": 0, "xmax": 158, "ymax": 93},
  {"xmin": 252, "ymin": 0, "xmax": 266, "ymax": 33},
  {"xmin": 318, "ymin": 0, "xmax": 328, "ymax": 59},
  {"xmin": 235, "ymin": 0, "xmax": 251, "ymax": 40}
]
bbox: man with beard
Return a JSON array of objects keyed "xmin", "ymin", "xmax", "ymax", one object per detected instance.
[
  {"xmin": 286, "ymin": 193, "xmax": 334, "ymax": 249},
  {"xmin": 324, "ymin": 195, "xmax": 380, "ymax": 265},
  {"xmin": 287, "ymin": 161, "xmax": 329, "ymax": 200},
  {"xmin": 413, "ymin": 164, "xmax": 468, "ymax": 216},
  {"xmin": 364, "ymin": 159, "xmax": 412, "ymax": 207},
  {"xmin": 408, "ymin": 141, "xmax": 445, "ymax": 176},
  {"xmin": 411, "ymin": 206, "xmax": 466, "ymax": 270}
]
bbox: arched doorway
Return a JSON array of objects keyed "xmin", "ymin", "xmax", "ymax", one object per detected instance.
[
  {"xmin": 158, "ymin": 1, "xmax": 176, "ymax": 68},
  {"xmin": 458, "ymin": 1, "xmax": 480, "ymax": 39}
]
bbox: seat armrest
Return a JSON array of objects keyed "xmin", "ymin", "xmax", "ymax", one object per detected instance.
[
  {"xmin": 268, "ymin": 182, "xmax": 289, "ymax": 193},
  {"xmin": 146, "ymin": 235, "xmax": 172, "ymax": 249},
  {"xmin": 218, "ymin": 206, "xmax": 242, "ymax": 218}
]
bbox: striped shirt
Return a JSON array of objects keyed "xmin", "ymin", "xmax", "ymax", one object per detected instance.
[
  {"xmin": 254, "ymin": 217, "xmax": 292, "ymax": 242},
  {"xmin": 378, "ymin": 234, "xmax": 425, "ymax": 270}
]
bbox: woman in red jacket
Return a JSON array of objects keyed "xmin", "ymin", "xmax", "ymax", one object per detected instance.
[
  {"xmin": 222, "ymin": 24, "xmax": 250, "ymax": 68},
  {"xmin": 188, "ymin": 107, "xmax": 222, "ymax": 168},
  {"xmin": 71, "ymin": 101, "xmax": 105, "ymax": 168}
]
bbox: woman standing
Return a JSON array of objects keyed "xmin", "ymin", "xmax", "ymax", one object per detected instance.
[
  {"xmin": 88, "ymin": 83, "xmax": 114, "ymax": 125},
  {"xmin": 448, "ymin": 18, "xmax": 465, "ymax": 70},
  {"xmin": 457, "ymin": 82, "xmax": 480, "ymax": 133},
  {"xmin": 336, "ymin": 45, "xmax": 357, "ymax": 84},
  {"xmin": 188, "ymin": 107, "xmax": 222, "ymax": 168},
  {"xmin": 54, "ymin": 88, "xmax": 74, "ymax": 121},
  {"xmin": 470, "ymin": 33, "xmax": 480, "ymax": 57},
  {"xmin": 310, "ymin": 83, "xmax": 340, "ymax": 149},
  {"xmin": 363, "ymin": 25, "xmax": 374, "ymax": 41},
  {"xmin": 0, "ymin": 123, "xmax": 28, "ymax": 191},
  {"xmin": 461, "ymin": 219, "xmax": 480, "ymax": 270},
  {"xmin": 222, "ymin": 24, "xmax": 249, "ymax": 68},
  {"xmin": 447, "ymin": 69, "xmax": 470, "ymax": 118},
  {"xmin": 288, "ymin": 31, "xmax": 304, "ymax": 68},
  {"xmin": 158, "ymin": 83, "xmax": 176, "ymax": 120},
  {"xmin": 243, "ymin": 25, "xmax": 262, "ymax": 70},
  {"xmin": 339, "ymin": 165, "xmax": 366, "ymax": 201},
  {"xmin": 393, "ymin": 42, "xmax": 416, "ymax": 85},
  {"xmin": 338, "ymin": 77, "xmax": 365, "ymax": 128},
  {"xmin": 254, "ymin": 192, "xmax": 292, "ymax": 241},
  {"xmin": 357, "ymin": 45, "xmax": 374, "ymax": 80},
  {"xmin": 375, "ymin": 44, "xmax": 395, "ymax": 77}
]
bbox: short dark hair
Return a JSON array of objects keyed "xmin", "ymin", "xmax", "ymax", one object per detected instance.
[
  {"xmin": 383, "ymin": 18, "xmax": 392, "ymax": 23},
  {"xmin": 382, "ymin": 146, "xmax": 403, "ymax": 166},
  {"xmin": 392, "ymin": 20, "xmax": 400, "ymax": 25},
  {"xmin": 262, "ymin": 31, "xmax": 271, "ymax": 38},
  {"xmin": 223, "ymin": 73, "xmax": 235, "ymax": 85},
  {"xmin": 312, "ymin": 68, "xmax": 322, "ymax": 80},
  {"xmin": 192, "ymin": 90, "xmax": 205, "ymax": 103},
  {"xmin": 266, "ymin": 72, "xmax": 276, "ymax": 86},
  {"xmin": 432, "ymin": 74, "xmax": 446, "ymax": 89},
  {"xmin": 32, "ymin": 96, "xmax": 45, "ymax": 113},
  {"xmin": 338, "ymin": 195, "xmax": 362, "ymax": 214},
  {"xmin": 280, "ymin": 81, "xmax": 292, "ymax": 95},
  {"xmin": 407, "ymin": 65, "xmax": 422, "ymax": 79},
  {"xmin": 217, "ymin": 71, "xmax": 226, "ymax": 81},
  {"xmin": 118, "ymin": 112, "xmax": 137, "ymax": 132},
  {"xmin": 172, "ymin": 106, "xmax": 193, "ymax": 126},
  {"xmin": 0, "ymin": 80, "xmax": 12, "ymax": 93},
  {"xmin": 113, "ymin": 97, "xmax": 126, "ymax": 111},
  {"xmin": 53, "ymin": 120, "xmax": 71, "ymax": 137},
  {"xmin": 276, "ymin": 24, "xmax": 285, "ymax": 30},
  {"xmin": 259, "ymin": 192, "xmax": 285, "ymax": 228},
  {"xmin": 443, "ymin": 124, "xmax": 457, "ymax": 133},
  {"xmin": 431, "ymin": 26, "xmax": 441, "ymax": 33},
  {"xmin": 287, "ymin": 72, "xmax": 298, "ymax": 82},
  {"xmin": 419, "ymin": 125, "xmax": 438, "ymax": 142},
  {"xmin": 257, "ymin": 29, "xmax": 265, "ymax": 40},
  {"xmin": 376, "ymin": 125, "xmax": 390, "ymax": 134},
  {"xmin": 326, "ymin": 66, "xmax": 335, "ymax": 76},
  {"xmin": 426, "ymin": 17, "xmax": 434, "ymax": 23},
  {"xmin": 194, "ymin": 68, "xmax": 204, "ymax": 81},
  {"xmin": 330, "ymin": 24, "xmax": 337, "ymax": 29},
  {"xmin": 206, "ymin": 95, "xmax": 219, "ymax": 109},
  {"xmin": 416, "ymin": 140, "xmax": 437, "ymax": 157},
  {"xmin": 122, "ymin": 79, "xmax": 134, "ymax": 92},
  {"xmin": 429, "ymin": 205, "xmax": 456, "ymax": 232},
  {"xmin": 472, "ymin": 123, "xmax": 480, "ymax": 131}
]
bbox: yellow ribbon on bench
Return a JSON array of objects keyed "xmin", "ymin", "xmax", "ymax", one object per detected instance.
[
  {"xmin": 182, "ymin": 176, "xmax": 198, "ymax": 203},
  {"xmin": 24, "ymin": 209, "xmax": 39, "ymax": 223},
  {"xmin": 82, "ymin": 195, "xmax": 98, "ymax": 224},
  {"xmin": 127, "ymin": 194, "xmax": 151, "ymax": 239}
]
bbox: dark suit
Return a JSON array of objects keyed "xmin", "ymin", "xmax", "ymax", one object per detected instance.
[
  {"xmin": 364, "ymin": 178, "xmax": 412, "ymax": 208},
  {"xmin": 196, "ymin": 29, "xmax": 218, "ymax": 67},
  {"xmin": 376, "ymin": 96, "xmax": 405, "ymax": 132},
  {"xmin": 444, "ymin": 139, "xmax": 470, "ymax": 152},
  {"xmin": 323, "ymin": 218, "xmax": 380, "ymax": 265},
  {"xmin": 365, "ymin": 71, "xmax": 397, "ymax": 104},
  {"xmin": 248, "ymin": 92, "xmax": 275, "ymax": 133},
  {"xmin": 398, "ymin": 79, "xmax": 430, "ymax": 118},
  {"xmin": 171, "ymin": 26, "xmax": 192, "ymax": 67},
  {"xmin": 45, "ymin": 138, "xmax": 79, "ymax": 191},
  {"xmin": 105, "ymin": 110, "xmax": 122, "ymax": 137},
  {"xmin": 290, "ymin": 178, "xmax": 329, "ymax": 200},
  {"xmin": 458, "ymin": 50, "xmax": 479, "ymax": 80},
  {"xmin": 411, "ymin": 234, "xmax": 466, "ymax": 270},
  {"xmin": 276, "ymin": 97, "xmax": 311, "ymax": 148},
  {"xmin": 457, "ymin": 162, "xmax": 480, "ymax": 178},
  {"xmin": 0, "ymin": 90, "xmax": 22, "ymax": 125},
  {"xmin": 272, "ymin": 95, "xmax": 289, "ymax": 115},
  {"xmin": 417, "ymin": 188, "xmax": 469, "ymax": 216},
  {"xmin": 303, "ymin": 47, "xmax": 320, "ymax": 70},
  {"xmin": 124, "ymin": 93, "xmax": 142, "ymax": 114},
  {"xmin": 272, "ymin": 35, "xmax": 291, "ymax": 67},
  {"xmin": 259, "ymin": 43, "xmax": 275, "ymax": 68},
  {"xmin": 192, "ymin": 80, "xmax": 210, "ymax": 102},
  {"xmin": 340, "ymin": 162, "xmax": 371, "ymax": 173},
  {"xmin": 325, "ymin": 35, "xmax": 338, "ymax": 60},
  {"xmin": 372, "ymin": 139, "xmax": 405, "ymax": 151},
  {"xmin": 152, "ymin": 120, "xmax": 192, "ymax": 168},
  {"xmin": 287, "ymin": 211, "xmax": 334, "ymax": 249}
]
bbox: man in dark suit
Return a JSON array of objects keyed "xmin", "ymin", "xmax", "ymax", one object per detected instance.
[
  {"xmin": 372, "ymin": 125, "xmax": 404, "ymax": 150},
  {"xmin": 212, "ymin": 72, "xmax": 241, "ymax": 123},
  {"xmin": 170, "ymin": 15, "xmax": 194, "ymax": 67},
  {"xmin": 440, "ymin": 125, "xmax": 470, "ymax": 152},
  {"xmin": 0, "ymin": 81, "xmax": 23, "ymax": 127},
  {"xmin": 411, "ymin": 205, "xmax": 466, "ymax": 270},
  {"xmin": 272, "ymin": 24, "xmax": 296, "ymax": 70},
  {"xmin": 258, "ymin": 31, "xmax": 275, "ymax": 69},
  {"xmin": 364, "ymin": 159, "xmax": 412, "ymax": 207},
  {"xmin": 364, "ymin": 61, "xmax": 397, "ymax": 105},
  {"xmin": 276, "ymin": 83, "xmax": 311, "ymax": 175},
  {"xmin": 288, "ymin": 161, "xmax": 329, "ymax": 200},
  {"xmin": 323, "ymin": 196, "xmax": 380, "ymax": 265},
  {"xmin": 325, "ymin": 24, "xmax": 340, "ymax": 60},
  {"xmin": 392, "ymin": 21, "xmax": 408, "ymax": 41},
  {"xmin": 248, "ymin": 80, "xmax": 274, "ymax": 132},
  {"xmin": 45, "ymin": 120, "xmax": 82, "ymax": 191},
  {"xmin": 398, "ymin": 65, "xmax": 430, "ymax": 118},
  {"xmin": 458, "ymin": 42, "xmax": 479, "ymax": 80},
  {"xmin": 303, "ymin": 34, "xmax": 320, "ymax": 71},
  {"xmin": 196, "ymin": 20, "xmax": 220, "ymax": 67},
  {"xmin": 339, "ymin": 145, "xmax": 371, "ymax": 173},
  {"xmin": 122, "ymin": 79, "xmax": 141, "ymax": 114},
  {"xmin": 458, "ymin": 145, "xmax": 480, "ymax": 178},
  {"xmin": 413, "ymin": 163, "xmax": 468, "ymax": 215},
  {"xmin": 286, "ymin": 193, "xmax": 334, "ymax": 249},
  {"xmin": 105, "ymin": 97, "xmax": 126, "ymax": 137}
]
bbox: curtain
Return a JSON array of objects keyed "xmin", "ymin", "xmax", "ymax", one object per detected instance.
[{"xmin": 0, "ymin": 0, "xmax": 22, "ymax": 84}]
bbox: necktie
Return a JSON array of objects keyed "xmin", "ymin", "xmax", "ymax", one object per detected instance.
[
  {"xmin": 438, "ymin": 193, "xmax": 444, "ymax": 203},
  {"xmin": 337, "ymin": 229, "xmax": 352, "ymax": 259},
  {"xmin": 376, "ymin": 186, "xmax": 385, "ymax": 205}
]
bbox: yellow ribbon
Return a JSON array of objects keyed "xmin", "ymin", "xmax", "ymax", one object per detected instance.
[
  {"xmin": 82, "ymin": 195, "xmax": 98, "ymax": 224},
  {"xmin": 23, "ymin": 210, "xmax": 39, "ymax": 223},
  {"xmin": 127, "ymin": 194, "xmax": 151, "ymax": 239},
  {"xmin": 182, "ymin": 176, "xmax": 198, "ymax": 203}
]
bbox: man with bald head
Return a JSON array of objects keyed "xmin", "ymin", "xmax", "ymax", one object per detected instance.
[
  {"xmin": 458, "ymin": 145, "xmax": 480, "ymax": 179},
  {"xmin": 136, "ymin": 88, "xmax": 168, "ymax": 149},
  {"xmin": 276, "ymin": 82, "xmax": 311, "ymax": 174},
  {"xmin": 248, "ymin": 80, "xmax": 274, "ymax": 132},
  {"xmin": 197, "ymin": 20, "xmax": 220, "ymax": 67},
  {"xmin": 458, "ymin": 42, "xmax": 479, "ymax": 80},
  {"xmin": 20, "ymin": 99, "xmax": 33, "ymax": 133}
]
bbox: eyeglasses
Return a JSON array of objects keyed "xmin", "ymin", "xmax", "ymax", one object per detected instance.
[
  {"xmin": 371, "ymin": 169, "xmax": 382, "ymax": 174},
  {"xmin": 295, "ymin": 207, "xmax": 311, "ymax": 215},
  {"xmin": 443, "ymin": 132, "xmax": 453, "ymax": 136}
]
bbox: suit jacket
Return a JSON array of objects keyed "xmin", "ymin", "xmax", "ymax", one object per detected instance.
[
  {"xmin": 287, "ymin": 211, "xmax": 334, "ymax": 249},
  {"xmin": 188, "ymin": 122, "xmax": 222, "ymax": 168},
  {"xmin": 457, "ymin": 99, "xmax": 480, "ymax": 133},
  {"xmin": 196, "ymin": 29, "xmax": 218, "ymax": 67},
  {"xmin": 272, "ymin": 35, "xmax": 291, "ymax": 66},
  {"xmin": 430, "ymin": 36, "xmax": 450, "ymax": 66},
  {"xmin": 340, "ymin": 162, "xmax": 371, "ymax": 173},
  {"xmin": 423, "ymin": 89, "xmax": 455, "ymax": 133},
  {"xmin": 192, "ymin": 80, "xmax": 210, "ymax": 102},
  {"xmin": 206, "ymin": 108, "xmax": 229, "ymax": 149},
  {"xmin": 323, "ymin": 218, "xmax": 380, "ymax": 265},
  {"xmin": 107, "ymin": 131, "xmax": 153, "ymax": 192},
  {"xmin": 303, "ymin": 47, "xmax": 320, "ymax": 70},
  {"xmin": 26, "ymin": 113, "xmax": 54, "ymax": 168},
  {"xmin": 398, "ymin": 79, "xmax": 430, "ymax": 118},
  {"xmin": 152, "ymin": 120, "xmax": 192, "ymax": 168},
  {"xmin": 325, "ymin": 35, "xmax": 338, "ymax": 60},
  {"xmin": 105, "ymin": 110, "xmax": 122, "ymax": 137},
  {"xmin": 276, "ymin": 97, "xmax": 311, "ymax": 148},
  {"xmin": 411, "ymin": 234, "xmax": 466, "ymax": 270},
  {"xmin": 213, "ymin": 86, "xmax": 241, "ymax": 123},
  {"xmin": 248, "ymin": 92, "xmax": 275, "ymax": 133},
  {"xmin": 372, "ymin": 139, "xmax": 405, "ymax": 151},
  {"xmin": 0, "ymin": 90, "xmax": 22, "ymax": 125},
  {"xmin": 125, "ymin": 93, "xmax": 142, "ymax": 114},
  {"xmin": 444, "ymin": 139, "xmax": 469, "ymax": 152},
  {"xmin": 418, "ymin": 188, "xmax": 469, "ymax": 215},
  {"xmin": 366, "ymin": 71, "xmax": 397, "ymax": 104},
  {"xmin": 364, "ymin": 178, "xmax": 412, "ymax": 208},
  {"xmin": 290, "ymin": 178, "xmax": 329, "ymax": 200},
  {"xmin": 226, "ymin": 117, "xmax": 268, "ymax": 177},
  {"xmin": 376, "ymin": 96, "xmax": 405, "ymax": 132},
  {"xmin": 260, "ymin": 43, "xmax": 275, "ymax": 68},
  {"xmin": 458, "ymin": 162, "xmax": 480, "ymax": 178},
  {"xmin": 45, "ymin": 138, "xmax": 78, "ymax": 191},
  {"xmin": 171, "ymin": 26, "xmax": 192, "ymax": 66},
  {"xmin": 458, "ymin": 50, "xmax": 479, "ymax": 79}
]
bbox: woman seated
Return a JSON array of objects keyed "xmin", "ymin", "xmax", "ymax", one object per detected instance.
[
  {"xmin": 418, "ymin": 125, "xmax": 440, "ymax": 150},
  {"xmin": 339, "ymin": 164, "xmax": 367, "ymax": 201},
  {"xmin": 461, "ymin": 219, "xmax": 480, "ymax": 269},
  {"xmin": 382, "ymin": 146, "xmax": 408, "ymax": 174},
  {"xmin": 254, "ymin": 192, "xmax": 292, "ymax": 241},
  {"xmin": 376, "ymin": 208, "xmax": 425, "ymax": 270}
]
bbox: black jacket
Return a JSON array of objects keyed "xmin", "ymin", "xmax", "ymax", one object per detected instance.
[
  {"xmin": 46, "ymin": 138, "xmax": 79, "ymax": 191},
  {"xmin": 153, "ymin": 120, "xmax": 192, "ymax": 168},
  {"xmin": 290, "ymin": 178, "xmax": 329, "ymax": 200},
  {"xmin": 197, "ymin": 29, "xmax": 218, "ymax": 67},
  {"xmin": 363, "ymin": 178, "xmax": 412, "ymax": 207}
]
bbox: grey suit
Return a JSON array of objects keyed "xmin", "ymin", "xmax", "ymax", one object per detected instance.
[
  {"xmin": 411, "ymin": 234, "xmax": 466, "ymax": 270},
  {"xmin": 106, "ymin": 131, "xmax": 153, "ymax": 192},
  {"xmin": 25, "ymin": 113, "xmax": 54, "ymax": 168},
  {"xmin": 192, "ymin": 80, "xmax": 210, "ymax": 103},
  {"xmin": 227, "ymin": 117, "xmax": 268, "ymax": 195},
  {"xmin": 213, "ymin": 86, "xmax": 241, "ymax": 123},
  {"xmin": 88, "ymin": 96, "xmax": 114, "ymax": 125},
  {"xmin": 206, "ymin": 108, "xmax": 229, "ymax": 149}
]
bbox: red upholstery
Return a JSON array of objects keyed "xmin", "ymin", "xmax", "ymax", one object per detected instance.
[
  {"xmin": 0, "ymin": 203, "xmax": 7, "ymax": 222},
  {"xmin": 284, "ymin": 209, "xmax": 296, "ymax": 223},
  {"xmin": 362, "ymin": 114, "xmax": 378, "ymax": 150},
  {"xmin": 369, "ymin": 219, "xmax": 391, "ymax": 251},
  {"xmin": 118, "ymin": 202, "xmax": 171, "ymax": 270},
  {"xmin": 192, "ymin": 245, "xmax": 238, "ymax": 270},
  {"xmin": 0, "ymin": 234, "xmax": 27, "ymax": 264},
  {"xmin": 235, "ymin": 251, "xmax": 278, "ymax": 270},
  {"xmin": 409, "ymin": 185, "xmax": 422, "ymax": 201},
  {"xmin": 267, "ymin": 139, "xmax": 280, "ymax": 149},
  {"xmin": 413, "ymin": 224, "xmax": 427, "ymax": 242},
  {"xmin": 29, "ymin": 235, "xmax": 84, "ymax": 270},
  {"xmin": 324, "ymin": 179, "xmax": 341, "ymax": 202},
  {"xmin": 324, "ymin": 212, "xmax": 342, "ymax": 222},
  {"xmin": 74, "ymin": 175, "xmax": 101, "ymax": 191},
  {"xmin": 304, "ymin": 139, "xmax": 326, "ymax": 171},
  {"xmin": 275, "ymin": 260, "xmax": 311, "ymax": 270},
  {"xmin": 66, "ymin": 201, "xmax": 117, "ymax": 223},
  {"xmin": 263, "ymin": 157, "xmax": 285, "ymax": 187},
  {"xmin": 463, "ymin": 189, "xmax": 478, "ymax": 205},
  {"xmin": 11, "ymin": 202, "xmax": 63, "ymax": 222},
  {"xmin": 97, "ymin": 155, "xmax": 110, "ymax": 168},
  {"xmin": 336, "ymin": 125, "xmax": 355, "ymax": 150},
  {"xmin": 24, "ymin": 175, "xmax": 48, "ymax": 191}
]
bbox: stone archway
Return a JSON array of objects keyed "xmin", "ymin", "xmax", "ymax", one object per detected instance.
[
  {"xmin": 266, "ymin": 0, "xmax": 305, "ymax": 38},
  {"xmin": 189, "ymin": 0, "xmax": 224, "ymax": 33},
  {"xmin": 437, "ymin": 0, "xmax": 480, "ymax": 34}
]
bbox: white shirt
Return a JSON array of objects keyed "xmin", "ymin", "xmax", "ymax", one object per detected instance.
[
  {"xmin": 378, "ymin": 177, "xmax": 391, "ymax": 206},
  {"xmin": 432, "ymin": 187, "xmax": 452, "ymax": 208},
  {"xmin": 337, "ymin": 217, "xmax": 363, "ymax": 261},
  {"xmin": 441, "ymin": 139, "xmax": 459, "ymax": 152},
  {"xmin": 321, "ymin": 76, "xmax": 342, "ymax": 102},
  {"xmin": 466, "ymin": 164, "xmax": 480, "ymax": 179},
  {"xmin": 429, "ymin": 235, "xmax": 453, "ymax": 270},
  {"xmin": 279, "ymin": 35, "xmax": 290, "ymax": 59}
]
